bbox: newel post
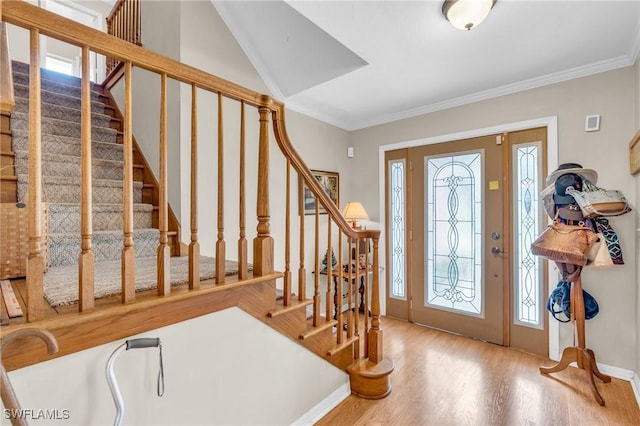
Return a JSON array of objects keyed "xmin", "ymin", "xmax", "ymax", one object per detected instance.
[
  {"xmin": 368, "ymin": 236, "xmax": 383, "ymax": 362},
  {"xmin": 253, "ymin": 105, "xmax": 273, "ymax": 276}
]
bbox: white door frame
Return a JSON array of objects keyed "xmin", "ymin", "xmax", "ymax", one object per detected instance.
[{"xmin": 377, "ymin": 116, "xmax": 560, "ymax": 359}]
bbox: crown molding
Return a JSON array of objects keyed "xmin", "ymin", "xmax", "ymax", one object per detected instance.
[{"xmin": 341, "ymin": 54, "xmax": 637, "ymax": 132}]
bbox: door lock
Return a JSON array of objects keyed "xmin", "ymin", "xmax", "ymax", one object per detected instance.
[
  {"xmin": 491, "ymin": 246, "xmax": 504, "ymax": 255},
  {"xmin": 491, "ymin": 232, "xmax": 501, "ymax": 240}
]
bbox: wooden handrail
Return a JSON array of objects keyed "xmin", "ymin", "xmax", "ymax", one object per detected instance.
[{"xmin": 3, "ymin": 1, "xmax": 267, "ymax": 107}]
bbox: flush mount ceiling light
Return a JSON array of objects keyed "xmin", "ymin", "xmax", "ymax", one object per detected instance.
[{"xmin": 442, "ymin": 0, "xmax": 496, "ymax": 31}]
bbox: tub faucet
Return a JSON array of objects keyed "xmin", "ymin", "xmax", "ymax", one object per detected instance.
[{"xmin": 1, "ymin": 328, "xmax": 59, "ymax": 426}]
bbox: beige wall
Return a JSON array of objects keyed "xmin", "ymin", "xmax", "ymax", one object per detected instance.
[
  {"xmin": 634, "ymin": 57, "xmax": 640, "ymax": 377},
  {"xmin": 350, "ymin": 67, "xmax": 638, "ymax": 370}
]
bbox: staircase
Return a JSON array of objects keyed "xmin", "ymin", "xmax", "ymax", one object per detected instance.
[
  {"xmin": 2, "ymin": 1, "xmax": 392, "ymax": 402},
  {"xmin": 9, "ymin": 61, "xmax": 162, "ymax": 271}
]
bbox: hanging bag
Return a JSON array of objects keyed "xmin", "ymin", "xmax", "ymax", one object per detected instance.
[
  {"xmin": 593, "ymin": 217, "xmax": 624, "ymax": 265},
  {"xmin": 547, "ymin": 279, "xmax": 600, "ymax": 322},
  {"xmin": 586, "ymin": 233, "xmax": 613, "ymax": 269},
  {"xmin": 566, "ymin": 179, "xmax": 631, "ymax": 218},
  {"xmin": 531, "ymin": 220, "xmax": 599, "ymax": 266}
]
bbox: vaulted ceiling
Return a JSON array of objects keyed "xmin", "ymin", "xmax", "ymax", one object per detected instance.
[{"xmin": 214, "ymin": 0, "xmax": 640, "ymax": 131}]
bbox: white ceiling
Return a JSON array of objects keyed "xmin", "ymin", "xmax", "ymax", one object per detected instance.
[{"xmin": 214, "ymin": 0, "xmax": 640, "ymax": 131}]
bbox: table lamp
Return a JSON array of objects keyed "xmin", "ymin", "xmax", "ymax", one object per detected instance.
[{"xmin": 342, "ymin": 201, "xmax": 369, "ymax": 228}]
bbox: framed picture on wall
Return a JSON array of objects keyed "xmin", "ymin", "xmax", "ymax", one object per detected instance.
[{"xmin": 299, "ymin": 170, "xmax": 339, "ymax": 215}]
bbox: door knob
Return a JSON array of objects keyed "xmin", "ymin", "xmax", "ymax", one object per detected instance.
[{"xmin": 491, "ymin": 246, "xmax": 504, "ymax": 255}]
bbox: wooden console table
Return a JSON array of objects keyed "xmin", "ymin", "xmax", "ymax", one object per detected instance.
[
  {"xmin": 539, "ymin": 264, "xmax": 611, "ymax": 406},
  {"xmin": 320, "ymin": 266, "xmax": 371, "ymax": 319}
]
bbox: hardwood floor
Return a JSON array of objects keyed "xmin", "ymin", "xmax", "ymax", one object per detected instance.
[{"xmin": 317, "ymin": 316, "xmax": 640, "ymax": 426}]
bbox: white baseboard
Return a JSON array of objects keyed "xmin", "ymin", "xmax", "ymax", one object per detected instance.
[
  {"xmin": 568, "ymin": 362, "xmax": 640, "ymax": 408},
  {"xmin": 292, "ymin": 382, "xmax": 351, "ymax": 426},
  {"xmin": 631, "ymin": 372, "xmax": 640, "ymax": 409}
]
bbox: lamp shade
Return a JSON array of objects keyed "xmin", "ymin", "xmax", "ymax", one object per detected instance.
[
  {"xmin": 442, "ymin": 0, "xmax": 496, "ymax": 31},
  {"xmin": 342, "ymin": 201, "xmax": 369, "ymax": 226}
]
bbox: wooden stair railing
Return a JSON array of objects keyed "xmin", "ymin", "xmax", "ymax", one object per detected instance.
[
  {"xmin": 105, "ymin": 0, "xmax": 141, "ymax": 76},
  {"xmin": 1, "ymin": 0, "xmax": 393, "ymax": 399}
]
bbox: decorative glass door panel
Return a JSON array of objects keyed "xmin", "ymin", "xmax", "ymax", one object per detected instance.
[
  {"xmin": 410, "ymin": 135, "xmax": 503, "ymax": 345},
  {"xmin": 426, "ymin": 152, "xmax": 483, "ymax": 316}
]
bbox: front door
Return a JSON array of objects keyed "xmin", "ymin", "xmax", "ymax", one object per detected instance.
[
  {"xmin": 385, "ymin": 127, "xmax": 548, "ymax": 354},
  {"xmin": 410, "ymin": 134, "xmax": 504, "ymax": 344}
]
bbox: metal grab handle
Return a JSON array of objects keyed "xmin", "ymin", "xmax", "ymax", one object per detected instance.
[
  {"xmin": 126, "ymin": 338, "xmax": 160, "ymax": 350},
  {"xmin": 106, "ymin": 338, "xmax": 164, "ymax": 426}
]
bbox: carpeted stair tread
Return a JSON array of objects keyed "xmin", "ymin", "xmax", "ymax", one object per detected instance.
[
  {"xmin": 11, "ymin": 130, "xmax": 123, "ymax": 161},
  {"xmin": 48, "ymin": 228, "xmax": 160, "ymax": 267},
  {"xmin": 13, "ymin": 97, "xmax": 112, "ymax": 128},
  {"xmin": 17, "ymin": 174, "xmax": 144, "ymax": 204},
  {"xmin": 49, "ymin": 203, "xmax": 153, "ymax": 232},
  {"xmin": 12, "ymin": 60, "xmax": 102, "ymax": 89},
  {"xmin": 14, "ymin": 83, "xmax": 107, "ymax": 112},
  {"xmin": 11, "ymin": 69, "xmax": 104, "ymax": 99},
  {"xmin": 14, "ymin": 151, "xmax": 124, "ymax": 181},
  {"xmin": 10, "ymin": 112, "xmax": 117, "ymax": 143},
  {"xmin": 42, "ymin": 256, "xmax": 240, "ymax": 307}
]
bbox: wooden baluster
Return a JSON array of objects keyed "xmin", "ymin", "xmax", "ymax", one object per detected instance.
[
  {"xmin": 121, "ymin": 61, "xmax": 135, "ymax": 303},
  {"xmin": 313, "ymin": 200, "xmax": 320, "ymax": 326},
  {"xmin": 363, "ymin": 238, "xmax": 370, "ymax": 358},
  {"xmin": 346, "ymin": 236, "xmax": 354, "ymax": 340},
  {"xmin": 0, "ymin": 23, "xmax": 15, "ymax": 113},
  {"xmin": 324, "ymin": 219, "xmax": 332, "ymax": 320},
  {"xmin": 353, "ymin": 236, "xmax": 360, "ymax": 359},
  {"xmin": 188, "ymin": 84, "xmax": 200, "ymax": 289},
  {"xmin": 119, "ymin": 7, "xmax": 124, "ymax": 43},
  {"xmin": 215, "ymin": 93, "xmax": 225, "ymax": 283},
  {"xmin": 136, "ymin": 0, "xmax": 142, "ymax": 45},
  {"xmin": 336, "ymin": 232, "xmax": 343, "ymax": 343},
  {"xmin": 253, "ymin": 106, "xmax": 273, "ymax": 276},
  {"xmin": 127, "ymin": 0, "xmax": 133, "ymax": 43},
  {"xmin": 79, "ymin": 45, "xmax": 95, "ymax": 312},
  {"xmin": 237, "ymin": 101, "xmax": 247, "ymax": 280},
  {"xmin": 368, "ymin": 236, "xmax": 383, "ymax": 362},
  {"xmin": 283, "ymin": 159, "xmax": 291, "ymax": 305},
  {"xmin": 26, "ymin": 29, "xmax": 44, "ymax": 322},
  {"xmin": 106, "ymin": 18, "xmax": 113, "ymax": 74},
  {"xmin": 157, "ymin": 73, "xmax": 170, "ymax": 296},
  {"xmin": 123, "ymin": 0, "xmax": 128, "ymax": 43},
  {"xmin": 298, "ymin": 184, "xmax": 306, "ymax": 300}
]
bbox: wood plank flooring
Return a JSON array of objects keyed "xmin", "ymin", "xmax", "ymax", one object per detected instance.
[{"xmin": 317, "ymin": 316, "xmax": 640, "ymax": 426}]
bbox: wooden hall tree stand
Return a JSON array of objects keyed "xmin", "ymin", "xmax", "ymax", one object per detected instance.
[{"xmin": 539, "ymin": 264, "xmax": 611, "ymax": 406}]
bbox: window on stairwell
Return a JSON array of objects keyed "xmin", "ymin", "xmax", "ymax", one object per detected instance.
[{"xmin": 45, "ymin": 54, "xmax": 74, "ymax": 76}]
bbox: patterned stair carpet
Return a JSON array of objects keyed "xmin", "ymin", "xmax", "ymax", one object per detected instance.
[
  {"xmin": 43, "ymin": 255, "xmax": 250, "ymax": 307},
  {"xmin": 10, "ymin": 61, "xmax": 165, "ymax": 301}
]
